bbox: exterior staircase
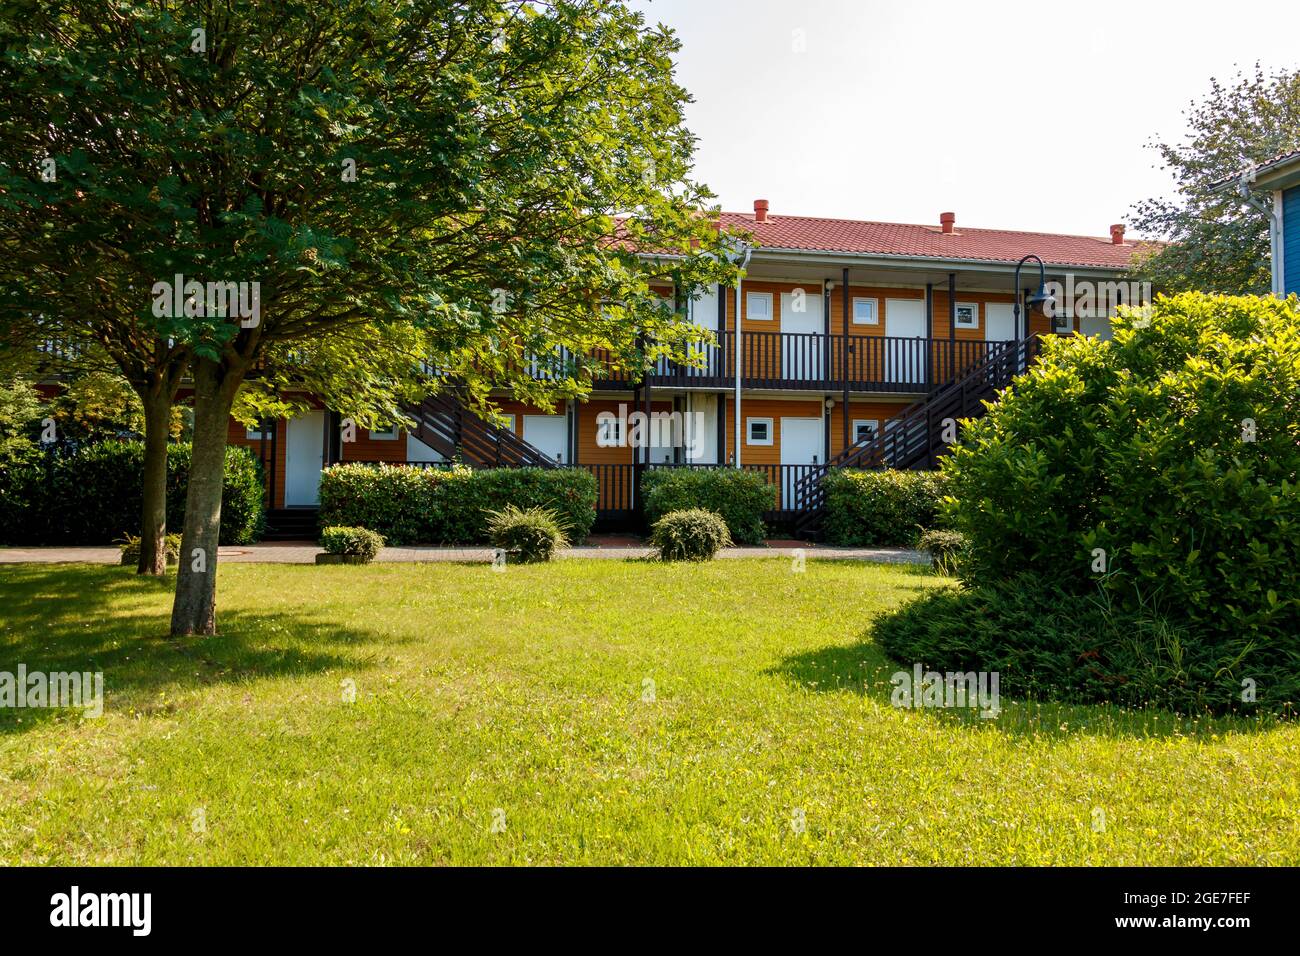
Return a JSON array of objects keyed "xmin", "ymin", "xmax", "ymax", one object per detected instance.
[
  {"xmin": 403, "ymin": 391, "xmax": 561, "ymax": 468},
  {"xmin": 791, "ymin": 335, "xmax": 1042, "ymax": 539},
  {"xmin": 264, "ymin": 507, "xmax": 321, "ymax": 541}
]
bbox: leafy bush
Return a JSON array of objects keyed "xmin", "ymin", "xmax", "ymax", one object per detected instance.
[
  {"xmin": 821, "ymin": 469, "xmax": 948, "ymax": 546},
  {"xmin": 0, "ymin": 440, "xmax": 264, "ymax": 545},
  {"xmin": 486, "ymin": 505, "xmax": 569, "ymax": 563},
  {"xmin": 118, "ymin": 532, "xmax": 182, "ymax": 566},
  {"xmin": 319, "ymin": 525, "xmax": 385, "ymax": 561},
  {"xmin": 649, "ymin": 508, "xmax": 732, "ymax": 561},
  {"xmin": 641, "ymin": 468, "xmax": 773, "ymax": 545},
  {"xmin": 943, "ymin": 293, "xmax": 1300, "ymax": 650},
  {"xmin": 872, "ymin": 577, "xmax": 1295, "ymax": 715},
  {"xmin": 917, "ymin": 529, "xmax": 967, "ymax": 575},
  {"xmin": 318, "ymin": 463, "xmax": 596, "ymax": 545}
]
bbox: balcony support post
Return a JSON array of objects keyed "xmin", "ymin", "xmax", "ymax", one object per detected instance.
[
  {"xmin": 948, "ymin": 272, "xmax": 956, "ymax": 384},
  {"xmin": 925, "ymin": 283, "xmax": 934, "ymax": 391},
  {"xmin": 734, "ymin": 279, "xmax": 742, "ymax": 468},
  {"xmin": 841, "ymin": 267, "xmax": 849, "ymax": 455}
]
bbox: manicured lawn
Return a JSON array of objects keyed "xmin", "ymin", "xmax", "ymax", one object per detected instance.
[{"xmin": 1, "ymin": 559, "xmax": 1297, "ymax": 865}]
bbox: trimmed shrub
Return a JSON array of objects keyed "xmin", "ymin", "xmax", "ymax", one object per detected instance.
[
  {"xmin": 318, "ymin": 463, "xmax": 597, "ymax": 546},
  {"xmin": 0, "ymin": 440, "xmax": 264, "ymax": 545},
  {"xmin": 641, "ymin": 468, "xmax": 773, "ymax": 545},
  {"xmin": 821, "ymin": 469, "xmax": 948, "ymax": 547},
  {"xmin": 650, "ymin": 508, "xmax": 732, "ymax": 561},
  {"xmin": 486, "ymin": 505, "xmax": 569, "ymax": 563},
  {"xmin": 917, "ymin": 529, "xmax": 967, "ymax": 575},
  {"xmin": 319, "ymin": 525, "xmax": 385, "ymax": 561},
  {"xmin": 872, "ymin": 578, "xmax": 1295, "ymax": 716},
  {"xmin": 118, "ymin": 532, "xmax": 182, "ymax": 566},
  {"xmin": 943, "ymin": 293, "xmax": 1300, "ymax": 656}
]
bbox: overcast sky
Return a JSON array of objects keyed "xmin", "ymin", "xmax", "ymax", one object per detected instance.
[{"xmin": 629, "ymin": 0, "xmax": 1300, "ymax": 238}]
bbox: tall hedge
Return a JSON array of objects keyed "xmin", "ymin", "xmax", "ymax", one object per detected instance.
[
  {"xmin": 0, "ymin": 440, "xmax": 264, "ymax": 545},
  {"xmin": 318, "ymin": 463, "xmax": 597, "ymax": 545},
  {"xmin": 879, "ymin": 293, "xmax": 1300, "ymax": 714},
  {"xmin": 641, "ymin": 467, "xmax": 773, "ymax": 544},
  {"xmin": 820, "ymin": 469, "xmax": 948, "ymax": 546}
]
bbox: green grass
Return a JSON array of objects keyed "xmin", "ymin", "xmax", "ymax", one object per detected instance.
[{"xmin": 1, "ymin": 559, "xmax": 1298, "ymax": 865}]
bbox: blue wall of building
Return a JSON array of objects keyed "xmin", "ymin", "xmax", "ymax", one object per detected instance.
[{"xmin": 1285, "ymin": 187, "xmax": 1300, "ymax": 296}]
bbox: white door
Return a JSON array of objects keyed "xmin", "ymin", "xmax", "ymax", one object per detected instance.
[
  {"xmin": 780, "ymin": 416, "xmax": 823, "ymax": 510},
  {"xmin": 985, "ymin": 302, "xmax": 1016, "ymax": 342},
  {"xmin": 284, "ymin": 410, "xmax": 326, "ymax": 506},
  {"xmin": 689, "ymin": 284, "xmax": 721, "ymax": 378},
  {"xmin": 780, "ymin": 289, "xmax": 824, "ymax": 380},
  {"xmin": 884, "ymin": 298, "xmax": 925, "ymax": 386},
  {"xmin": 523, "ymin": 414, "xmax": 568, "ymax": 464}
]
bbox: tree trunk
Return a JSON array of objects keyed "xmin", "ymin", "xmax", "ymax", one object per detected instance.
[
  {"xmin": 170, "ymin": 357, "xmax": 241, "ymax": 636},
  {"xmin": 136, "ymin": 387, "xmax": 173, "ymax": 576}
]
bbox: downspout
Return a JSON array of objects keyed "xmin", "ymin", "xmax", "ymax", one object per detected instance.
[
  {"xmin": 733, "ymin": 243, "xmax": 752, "ymax": 468},
  {"xmin": 1235, "ymin": 169, "xmax": 1284, "ymax": 297}
]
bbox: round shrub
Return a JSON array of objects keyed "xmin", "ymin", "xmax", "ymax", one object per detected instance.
[
  {"xmin": 650, "ymin": 508, "xmax": 732, "ymax": 561},
  {"xmin": 485, "ymin": 504, "xmax": 569, "ymax": 563},
  {"xmin": 917, "ymin": 529, "xmax": 967, "ymax": 576},
  {"xmin": 118, "ymin": 532, "xmax": 182, "ymax": 566},
  {"xmin": 319, "ymin": 525, "xmax": 385, "ymax": 562}
]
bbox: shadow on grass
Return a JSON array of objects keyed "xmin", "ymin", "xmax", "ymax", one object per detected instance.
[
  {"xmin": 0, "ymin": 564, "xmax": 382, "ymax": 735},
  {"xmin": 769, "ymin": 640, "xmax": 1284, "ymax": 741}
]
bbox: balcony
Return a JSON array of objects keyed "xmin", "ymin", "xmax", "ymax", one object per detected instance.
[{"xmin": 588, "ymin": 332, "xmax": 1014, "ymax": 393}]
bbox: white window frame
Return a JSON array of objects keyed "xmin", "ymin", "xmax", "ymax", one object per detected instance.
[
  {"xmin": 852, "ymin": 419, "xmax": 880, "ymax": 444},
  {"xmin": 1052, "ymin": 311, "xmax": 1075, "ymax": 334},
  {"xmin": 245, "ymin": 425, "xmax": 271, "ymax": 441},
  {"xmin": 745, "ymin": 291, "xmax": 773, "ymax": 321},
  {"xmin": 369, "ymin": 424, "xmax": 400, "ymax": 441},
  {"xmin": 746, "ymin": 417, "xmax": 774, "ymax": 446},
  {"xmin": 955, "ymin": 302, "xmax": 980, "ymax": 329},
  {"xmin": 851, "ymin": 297, "xmax": 879, "ymax": 325}
]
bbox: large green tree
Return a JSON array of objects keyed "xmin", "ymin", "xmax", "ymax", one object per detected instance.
[
  {"xmin": 1130, "ymin": 64, "xmax": 1300, "ymax": 294},
  {"xmin": 0, "ymin": 0, "xmax": 738, "ymax": 635}
]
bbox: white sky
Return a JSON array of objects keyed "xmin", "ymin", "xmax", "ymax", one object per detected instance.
[{"xmin": 629, "ymin": 0, "xmax": 1300, "ymax": 238}]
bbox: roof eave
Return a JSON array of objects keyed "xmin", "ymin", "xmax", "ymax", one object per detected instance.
[{"xmin": 748, "ymin": 245, "xmax": 1133, "ymax": 276}]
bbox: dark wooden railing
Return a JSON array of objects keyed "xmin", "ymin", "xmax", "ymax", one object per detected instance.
[{"xmin": 585, "ymin": 333, "xmax": 1016, "ymax": 392}]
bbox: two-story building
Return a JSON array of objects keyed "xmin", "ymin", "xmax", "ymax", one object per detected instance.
[{"xmin": 240, "ymin": 204, "xmax": 1143, "ymax": 537}]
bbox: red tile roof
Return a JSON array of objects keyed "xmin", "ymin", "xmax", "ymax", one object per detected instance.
[{"xmin": 717, "ymin": 211, "xmax": 1148, "ymax": 270}]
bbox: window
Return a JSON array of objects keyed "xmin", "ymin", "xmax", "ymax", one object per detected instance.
[
  {"xmin": 746, "ymin": 291, "xmax": 773, "ymax": 321},
  {"xmin": 852, "ymin": 419, "xmax": 879, "ymax": 444},
  {"xmin": 955, "ymin": 302, "xmax": 979, "ymax": 329},
  {"xmin": 1052, "ymin": 311, "xmax": 1075, "ymax": 334},
  {"xmin": 245, "ymin": 422, "xmax": 274, "ymax": 441},
  {"xmin": 746, "ymin": 417, "xmax": 774, "ymax": 446},
  {"xmin": 369, "ymin": 424, "xmax": 399, "ymax": 440},
  {"xmin": 852, "ymin": 297, "xmax": 878, "ymax": 325}
]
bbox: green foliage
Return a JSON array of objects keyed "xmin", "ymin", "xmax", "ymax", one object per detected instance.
[
  {"xmin": 0, "ymin": 441, "xmax": 264, "ymax": 545},
  {"xmin": 917, "ymin": 529, "xmax": 968, "ymax": 576},
  {"xmin": 821, "ymin": 469, "xmax": 949, "ymax": 547},
  {"xmin": 649, "ymin": 508, "xmax": 732, "ymax": 561},
  {"xmin": 318, "ymin": 464, "xmax": 597, "ymax": 545},
  {"xmin": 641, "ymin": 468, "xmax": 773, "ymax": 545},
  {"xmin": 319, "ymin": 526, "xmax": 385, "ymax": 562},
  {"xmin": 935, "ymin": 293, "xmax": 1300, "ymax": 711},
  {"xmin": 0, "ymin": 375, "xmax": 46, "ymax": 451},
  {"xmin": 873, "ymin": 578, "xmax": 1294, "ymax": 716},
  {"xmin": 1129, "ymin": 65, "xmax": 1300, "ymax": 294},
  {"xmin": 118, "ymin": 532, "xmax": 182, "ymax": 566},
  {"xmin": 486, "ymin": 505, "xmax": 569, "ymax": 564}
]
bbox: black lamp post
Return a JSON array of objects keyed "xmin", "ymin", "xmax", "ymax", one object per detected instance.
[{"xmin": 1012, "ymin": 254, "xmax": 1055, "ymax": 340}]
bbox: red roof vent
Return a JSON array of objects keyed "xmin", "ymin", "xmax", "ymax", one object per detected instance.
[
  {"xmin": 940, "ymin": 211, "xmax": 956, "ymax": 234},
  {"xmin": 1110, "ymin": 223, "xmax": 1126, "ymax": 245},
  {"xmin": 754, "ymin": 199, "xmax": 770, "ymax": 223}
]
